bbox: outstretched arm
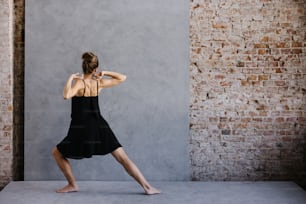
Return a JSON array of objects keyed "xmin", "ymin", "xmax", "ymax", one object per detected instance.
[
  {"xmin": 63, "ymin": 73, "xmax": 84, "ymax": 99},
  {"xmin": 98, "ymin": 71, "xmax": 127, "ymax": 88}
]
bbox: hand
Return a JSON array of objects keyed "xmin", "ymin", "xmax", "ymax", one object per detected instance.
[
  {"xmin": 70, "ymin": 73, "xmax": 83, "ymax": 80},
  {"xmin": 95, "ymin": 71, "xmax": 105, "ymax": 79}
]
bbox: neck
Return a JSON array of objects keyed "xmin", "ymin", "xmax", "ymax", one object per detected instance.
[{"xmin": 83, "ymin": 73, "xmax": 93, "ymax": 79}]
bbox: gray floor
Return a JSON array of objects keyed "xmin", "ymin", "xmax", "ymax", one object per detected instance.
[{"xmin": 0, "ymin": 181, "xmax": 306, "ymax": 204}]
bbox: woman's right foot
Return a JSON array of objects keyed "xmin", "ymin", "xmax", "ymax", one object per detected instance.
[
  {"xmin": 144, "ymin": 186, "xmax": 161, "ymax": 195},
  {"xmin": 56, "ymin": 184, "xmax": 79, "ymax": 193}
]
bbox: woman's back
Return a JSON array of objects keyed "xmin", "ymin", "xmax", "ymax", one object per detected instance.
[
  {"xmin": 75, "ymin": 78, "xmax": 101, "ymax": 97},
  {"xmin": 71, "ymin": 79, "xmax": 102, "ymax": 121}
]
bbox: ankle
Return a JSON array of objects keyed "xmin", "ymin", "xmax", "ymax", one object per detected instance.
[
  {"xmin": 68, "ymin": 182, "xmax": 78, "ymax": 187},
  {"xmin": 143, "ymin": 184, "xmax": 151, "ymax": 190}
]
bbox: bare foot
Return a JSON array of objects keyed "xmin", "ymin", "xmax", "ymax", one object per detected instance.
[
  {"xmin": 56, "ymin": 184, "xmax": 79, "ymax": 193},
  {"xmin": 144, "ymin": 186, "xmax": 161, "ymax": 195}
]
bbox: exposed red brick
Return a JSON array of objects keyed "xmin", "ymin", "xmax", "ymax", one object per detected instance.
[
  {"xmin": 281, "ymin": 49, "xmax": 292, "ymax": 54},
  {"xmin": 275, "ymin": 42, "xmax": 287, "ymax": 48},
  {"xmin": 212, "ymin": 23, "xmax": 228, "ymax": 29},
  {"xmin": 209, "ymin": 117, "xmax": 218, "ymax": 122},
  {"xmin": 258, "ymin": 49, "xmax": 267, "ymax": 55},
  {"xmin": 274, "ymin": 68, "xmax": 282, "ymax": 73},
  {"xmin": 252, "ymin": 81, "xmax": 261, "ymax": 86},
  {"xmin": 275, "ymin": 117, "xmax": 285, "ymax": 122},
  {"xmin": 258, "ymin": 75, "xmax": 269, "ymax": 80},
  {"xmin": 259, "ymin": 111, "xmax": 268, "ymax": 116},
  {"xmin": 245, "ymin": 55, "xmax": 252, "ymax": 61},
  {"xmin": 237, "ymin": 61, "xmax": 245, "ymax": 67},
  {"xmin": 283, "ymin": 105, "xmax": 290, "ymax": 110},
  {"xmin": 286, "ymin": 117, "xmax": 297, "ymax": 122},
  {"xmin": 275, "ymin": 80, "xmax": 286, "ymax": 86},
  {"xmin": 7, "ymin": 105, "xmax": 13, "ymax": 111},
  {"xmin": 219, "ymin": 117, "xmax": 227, "ymax": 122},
  {"xmin": 215, "ymin": 75, "xmax": 225, "ymax": 79},
  {"xmin": 220, "ymin": 81, "xmax": 232, "ymax": 86},
  {"xmin": 269, "ymin": 61, "xmax": 279, "ymax": 67},
  {"xmin": 3, "ymin": 126, "xmax": 12, "ymax": 131},
  {"xmin": 263, "ymin": 118, "xmax": 273, "ymax": 122},
  {"xmin": 256, "ymin": 105, "xmax": 267, "ymax": 110},
  {"xmin": 292, "ymin": 49, "xmax": 302, "ymax": 54},
  {"xmin": 292, "ymin": 42, "xmax": 303, "ymax": 47},
  {"xmin": 254, "ymin": 43, "xmax": 268, "ymax": 48},
  {"xmin": 247, "ymin": 75, "xmax": 258, "ymax": 81},
  {"xmin": 241, "ymin": 118, "xmax": 251, "ymax": 123},
  {"xmin": 241, "ymin": 80, "xmax": 249, "ymax": 86},
  {"xmin": 4, "ymin": 145, "xmax": 11, "ymax": 151},
  {"xmin": 261, "ymin": 36, "xmax": 269, "ymax": 42},
  {"xmin": 282, "ymin": 136, "xmax": 292, "ymax": 142},
  {"xmin": 253, "ymin": 118, "xmax": 262, "ymax": 122}
]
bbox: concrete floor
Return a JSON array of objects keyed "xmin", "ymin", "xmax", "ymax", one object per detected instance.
[{"xmin": 0, "ymin": 181, "xmax": 305, "ymax": 204}]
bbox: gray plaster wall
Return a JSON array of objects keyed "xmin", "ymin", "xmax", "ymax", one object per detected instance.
[{"xmin": 25, "ymin": 0, "xmax": 190, "ymax": 181}]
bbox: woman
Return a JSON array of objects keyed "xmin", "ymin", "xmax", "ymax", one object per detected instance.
[{"xmin": 52, "ymin": 52, "xmax": 160, "ymax": 195}]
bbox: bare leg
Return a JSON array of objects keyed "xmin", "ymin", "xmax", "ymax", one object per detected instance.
[
  {"xmin": 111, "ymin": 147, "xmax": 160, "ymax": 195},
  {"xmin": 52, "ymin": 147, "xmax": 79, "ymax": 193}
]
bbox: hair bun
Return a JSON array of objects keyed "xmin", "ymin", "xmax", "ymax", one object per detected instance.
[
  {"xmin": 82, "ymin": 52, "xmax": 94, "ymax": 61},
  {"xmin": 81, "ymin": 52, "xmax": 99, "ymax": 74}
]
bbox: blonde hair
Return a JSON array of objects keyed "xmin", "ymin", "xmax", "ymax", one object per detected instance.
[{"xmin": 82, "ymin": 52, "xmax": 99, "ymax": 74}]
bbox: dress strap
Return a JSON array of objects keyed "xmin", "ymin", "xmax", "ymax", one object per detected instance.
[
  {"xmin": 82, "ymin": 79, "xmax": 86, "ymax": 96},
  {"xmin": 96, "ymin": 80, "xmax": 99, "ymax": 96}
]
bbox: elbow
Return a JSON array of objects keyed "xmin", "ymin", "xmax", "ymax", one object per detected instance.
[
  {"xmin": 63, "ymin": 93, "xmax": 70, "ymax": 100},
  {"xmin": 63, "ymin": 89, "xmax": 71, "ymax": 100},
  {"xmin": 121, "ymin": 75, "xmax": 127, "ymax": 82}
]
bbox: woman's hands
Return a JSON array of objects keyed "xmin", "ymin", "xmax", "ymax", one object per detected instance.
[
  {"xmin": 70, "ymin": 72, "xmax": 83, "ymax": 80},
  {"xmin": 94, "ymin": 71, "xmax": 105, "ymax": 80},
  {"xmin": 63, "ymin": 70, "xmax": 126, "ymax": 99},
  {"xmin": 63, "ymin": 73, "xmax": 84, "ymax": 99}
]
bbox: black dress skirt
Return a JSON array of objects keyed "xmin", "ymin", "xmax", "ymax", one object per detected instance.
[{"xmin": 56, "ymin": 85, "xmax": 122, "ymax": 159}]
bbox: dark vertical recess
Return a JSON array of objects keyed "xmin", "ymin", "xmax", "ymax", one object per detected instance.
[{"xmin": 13, "ymin": 0, "xmax": 25, "ymax": 181}]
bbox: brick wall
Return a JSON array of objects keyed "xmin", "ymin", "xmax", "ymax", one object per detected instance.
[
  {"xmin": 190, "ymin": 0, "xmax": 306, "ymax": 181},
  {"xmin": 0, "ymin": 0, "xmax": 14, "ymax": 189}
]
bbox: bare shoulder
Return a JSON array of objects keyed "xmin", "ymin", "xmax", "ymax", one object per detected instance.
[
  {"xmin": 73, "ymin": 78, "xmax": 84, "ymax": 86},
  {"xmin": 98, "ymin": 78, "xmax": 107, "ymax": 86},
  {"xmin": 97, "ymin": 79, "xmax": 104, "ymax": 90}
]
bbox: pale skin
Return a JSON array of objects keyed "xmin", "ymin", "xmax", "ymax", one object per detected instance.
[{"xmin": 52, "ymin": 68, "xmax": 160, "ymax": 195}]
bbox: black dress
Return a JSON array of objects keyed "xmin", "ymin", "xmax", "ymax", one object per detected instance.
[{"xmin": 56, "ymin": 80, "xmax": 122, "ymax": 159}]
